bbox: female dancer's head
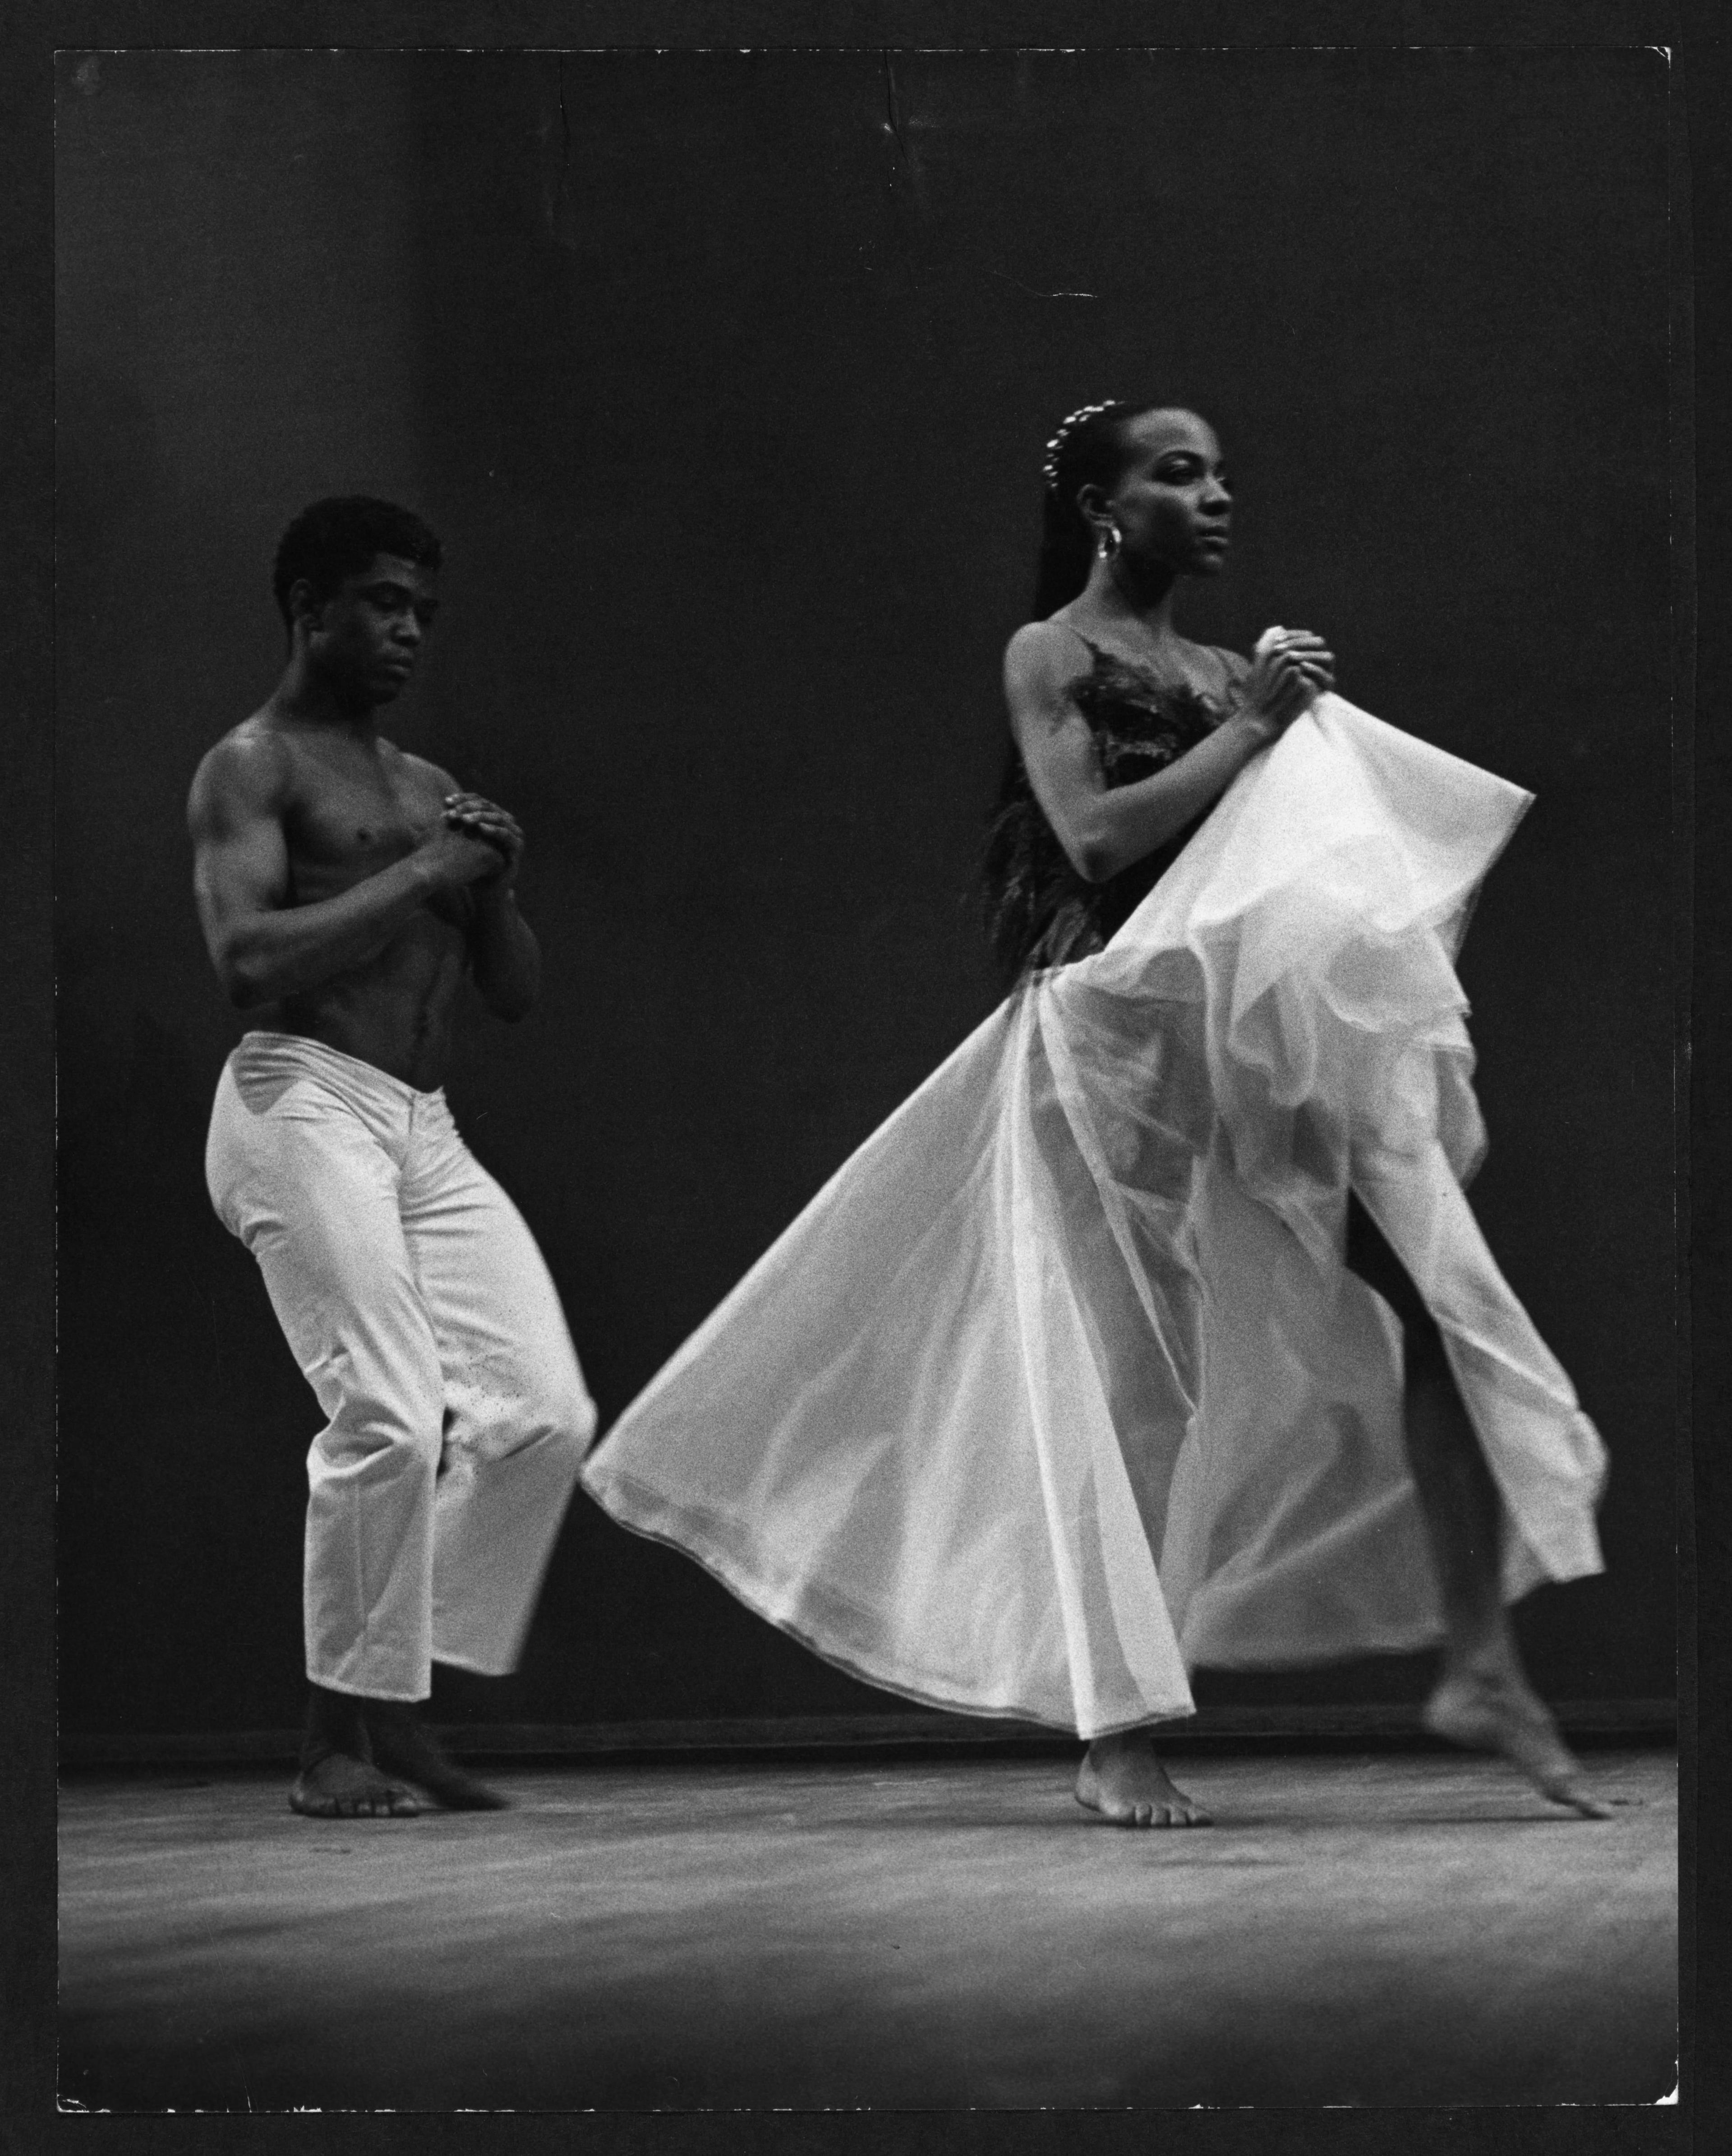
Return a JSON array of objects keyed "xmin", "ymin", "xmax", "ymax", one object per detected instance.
[{"xmin": 1034, "ymin": 401, "xmax": 1232, "ymax": 616}]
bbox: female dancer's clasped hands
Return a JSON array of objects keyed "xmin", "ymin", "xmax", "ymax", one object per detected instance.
[{"xmin": 1247, "ymin": 625, "xmax": 1335, "ymax": 736}]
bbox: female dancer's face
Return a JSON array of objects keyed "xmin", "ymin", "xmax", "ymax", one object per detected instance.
[{"xmin": 1094, "ymin": 410, "xmax": 1234, "ymax": 578}]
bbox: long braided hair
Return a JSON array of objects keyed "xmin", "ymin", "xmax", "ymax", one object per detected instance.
[
  {"xmin": 982, "ymin": 399, "xmax": 1163, "ymax": 977},
  {"xmin": 1029, "ymin": 399, "xmax": 1149, "ymax": 615}
]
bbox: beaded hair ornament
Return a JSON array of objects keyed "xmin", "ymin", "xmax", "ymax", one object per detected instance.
[{"xmin": 1041, "ymin": 400, "xmax": 1126, "ymax": 492}]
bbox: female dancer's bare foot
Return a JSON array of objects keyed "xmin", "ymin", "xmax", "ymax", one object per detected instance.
[
  {"xmin": 288, "ymin": 1751, "xmax": 422, "ymax": 1819},
  {"xmin": 1423, "ymin": 1668, "xmax": 1612, "ymax": 1818},
  {"xmin": 1076, "ymin": 1732, "xmax": 1211, "ymax": 1827}
]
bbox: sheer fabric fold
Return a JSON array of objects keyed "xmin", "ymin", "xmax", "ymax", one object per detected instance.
[{"xmin": 581, "ymin": 696, "xmax": 1606, "ymax": 1738}]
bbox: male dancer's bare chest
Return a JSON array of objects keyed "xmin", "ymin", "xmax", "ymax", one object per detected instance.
[
  {"xmin": 266, "ymin": 737, "xmax": 472, "ymax": 1074},
  {"xmin": 280, "ymin": 739, "xmax": 449, "ymax": 907}
]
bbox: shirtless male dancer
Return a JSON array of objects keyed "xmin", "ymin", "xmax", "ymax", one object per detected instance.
[{"xmin": 189, "ymin": 496, "xmax": 595, "ymax": 1819}]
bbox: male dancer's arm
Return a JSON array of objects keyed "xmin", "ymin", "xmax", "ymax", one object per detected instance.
[
  {"xmin": 188, "ymin": 735, "xmax": 499, "ymax": 1004},
  {"xmin": 443, "ymin": 789, "xmax": 541, "ymax": 1022}
]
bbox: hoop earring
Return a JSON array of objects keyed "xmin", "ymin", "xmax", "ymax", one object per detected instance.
[{"xmin": 1096, "ymin": 521, "xmax": 1123, "ymax": 561}]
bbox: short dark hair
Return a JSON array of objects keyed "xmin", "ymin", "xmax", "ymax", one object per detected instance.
[{"xmin": 272, "ymin": 497, "xmax": 443, "ymax": 627}]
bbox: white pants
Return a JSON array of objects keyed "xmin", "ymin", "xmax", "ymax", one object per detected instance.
[{"xmin": 206, "ymin": 1031, "xmax": 595, "ymax": 1701}]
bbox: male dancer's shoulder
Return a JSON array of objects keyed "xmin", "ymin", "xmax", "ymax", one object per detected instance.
[
  {"xmin": 371, "ymin": 741, "xmax": 470, "ymax": 833},
  {"xmin": 380, "ymin": 738, "xmax": 461, "ymax": 797},
  {"xmin": 187, "ymin": 718, "xmax": 295, "ymax": 827}
]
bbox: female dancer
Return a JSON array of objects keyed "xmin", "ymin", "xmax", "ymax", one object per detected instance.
[
  {"xmin": 582, "ymin": 401, "xmax": 1610, "ymax": 1825},
  {"xmin": 988, "ymin": 401, "xmax": 1605, "ymax": 1823}
]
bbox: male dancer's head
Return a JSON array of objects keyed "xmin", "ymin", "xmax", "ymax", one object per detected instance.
[{"xmin": 272, "ymin": 497, "xmax": 444, "ymax": 717}]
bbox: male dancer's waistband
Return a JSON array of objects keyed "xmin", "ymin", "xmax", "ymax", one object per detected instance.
[{"xmin": 228, "ymin": 1030, "xmax": 447, "ymax": 1110}]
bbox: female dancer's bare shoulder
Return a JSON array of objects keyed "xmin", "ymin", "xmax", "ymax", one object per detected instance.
[{"xmin": 1003, "ymin": 616, "xmax": 1096, "ymax": 707}]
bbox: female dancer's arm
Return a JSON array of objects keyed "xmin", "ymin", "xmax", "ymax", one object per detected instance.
[{"xmin": 1004, "ymin": 623, "xmax": 1328, "ymax": 885}]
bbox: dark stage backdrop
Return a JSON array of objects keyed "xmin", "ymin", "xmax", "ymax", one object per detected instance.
[{"xmin": 55, "ymin": 49, "xmax": 1675, "ymax": 1737}]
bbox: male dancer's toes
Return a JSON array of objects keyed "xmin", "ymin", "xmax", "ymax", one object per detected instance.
[
  {"xmin": 290, "ymin": 1683, "xmax": 421, "ymax": 1819},
  {"xmin": 364, "ymin": 1701, "xmax": 512, "ymax": 1811},
  {"xmin": 289, "ymin": 1752, "xmax": 422, "ymax": 1819},
  {"xmin": 1422, "ymin": 1669, "xmax": 1612, "ymax": 1819},
  {"xmin": 1076, "ymin": 1732, "xmax": 1212, "ymax": 1828}
]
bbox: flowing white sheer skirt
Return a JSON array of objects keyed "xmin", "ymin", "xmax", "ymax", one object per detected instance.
[{"xmin": 581, "ymin": 696, "xmax": 1607, "ymax": 1738}]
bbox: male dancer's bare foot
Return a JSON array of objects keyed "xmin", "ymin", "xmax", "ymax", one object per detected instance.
[
  {"xmin": 290, "ymin": 1686, "xmax": 420, "ymax": 1819},
  {"xmin": 289, "ymin": 1752, "xmax": 422, "ymax": 1819},
  {"xmin": 1423, "ymin": 1668, "xmax": 1612, "ymax": 1818},
  {"xmin": 1076, "ymin": 1732, "xmax": 1211, "ymax": 1827},
  {"xmin": 365, "ymin": 1702, "xmax": 512, "ymax": 1811}
]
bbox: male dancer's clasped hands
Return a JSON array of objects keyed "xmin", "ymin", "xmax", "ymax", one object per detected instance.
[{"xmin": 443, "ymin": 791, "xmax": 525, "ymax": 876}]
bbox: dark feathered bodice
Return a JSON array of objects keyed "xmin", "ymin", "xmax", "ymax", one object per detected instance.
[{"xmin": 983, "ymin": 638, "xmax": 1249, "ymax": 980}]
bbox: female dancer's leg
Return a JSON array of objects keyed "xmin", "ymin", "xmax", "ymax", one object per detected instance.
[
  {"xmin": 1076, "ymin": 1196, "xmax": 1608, "ymax": 1826},
  {"xmin": 1342, "ymin": 1197, "xmax": 1609, "ymax": 1818}
]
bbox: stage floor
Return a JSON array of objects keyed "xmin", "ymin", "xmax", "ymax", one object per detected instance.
[{"xmin": 59, "ymin": 1747, "xmax": 1677, "ymax": 2111}]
